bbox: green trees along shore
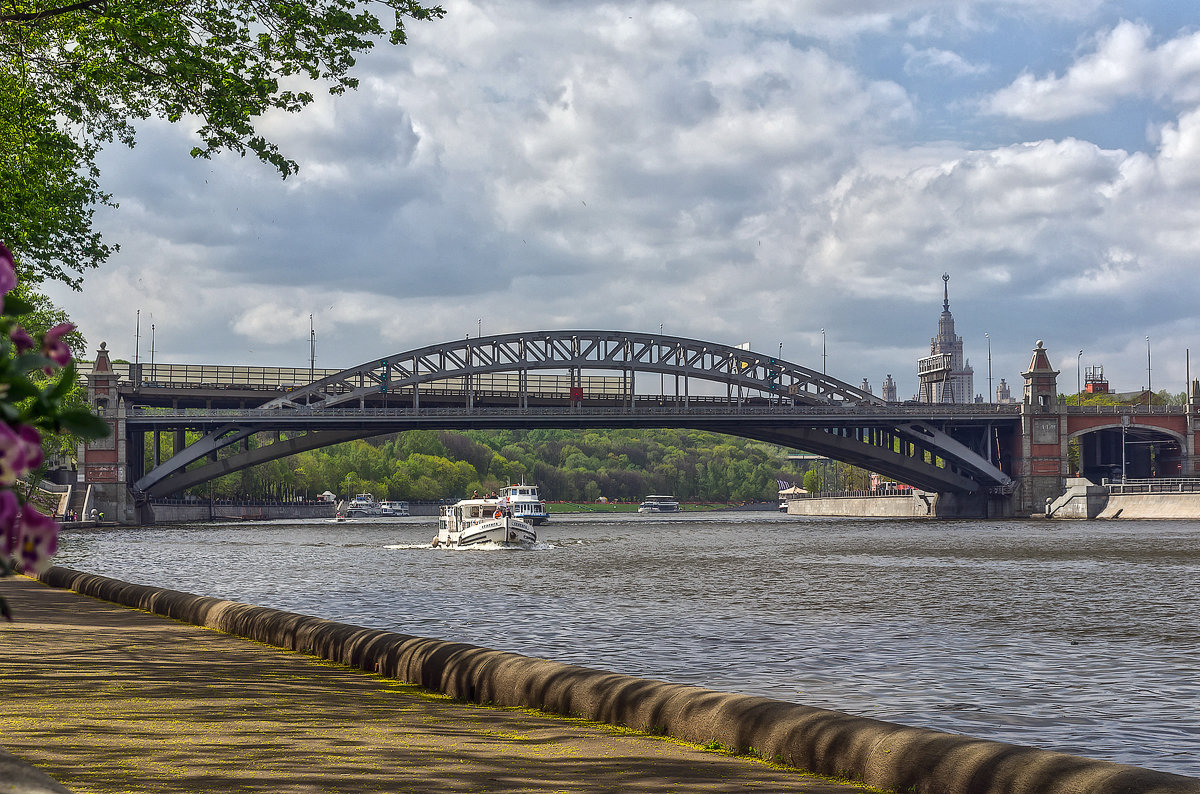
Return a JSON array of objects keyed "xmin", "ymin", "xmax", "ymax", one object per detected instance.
[{"xmin": 185, "ymin": 428, "xmax": 811, "ymax": 505}]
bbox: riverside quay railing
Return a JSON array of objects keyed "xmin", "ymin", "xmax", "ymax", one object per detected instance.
[{"xmin": 1107, "ymin": 478, "xmax": 1200, "ymax": 494}]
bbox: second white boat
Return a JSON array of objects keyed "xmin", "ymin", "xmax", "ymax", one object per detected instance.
[{"xmin": 434, "ymin": 498, "xmax": 537, "ymax": 548}]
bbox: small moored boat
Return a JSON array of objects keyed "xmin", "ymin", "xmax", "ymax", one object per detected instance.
[
  {"xmin": 345, "ymin": 493, "xmax": 383, "ymax": 517},
  {"xmin": 379, "ymin": 500, "xmax": 410, "ymax": 517},
  {"xmin": 433, "ymin": 498, "xmax": 537, "ymax": 548},
  {"xmin": 637, "ymin": 495, "xmax": 680, "ymax": 513}
]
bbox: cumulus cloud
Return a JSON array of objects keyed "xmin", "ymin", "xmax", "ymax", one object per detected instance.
[
  {"xmin": 39, "ymin": 0, "xmax": 1200, "ymax": 397},
  {"xmin": 902, "ymin": 44, "xmax": 988, "ymax": 77},
  {"xmin": 984, "ymin": 20, "xmax": 1200, "ymax": 121}
]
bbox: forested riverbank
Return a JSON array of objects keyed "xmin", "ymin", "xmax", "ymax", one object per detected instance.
[{"xmin": 195, "ymin": 428, "xmax": 848, "ymax": 503}]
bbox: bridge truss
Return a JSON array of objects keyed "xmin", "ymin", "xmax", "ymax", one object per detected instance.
[{"xmin": 124, "ymin": 331, "xmax": 1014, "ymax": 499}]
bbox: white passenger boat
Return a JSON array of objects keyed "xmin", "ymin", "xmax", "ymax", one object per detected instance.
[
  {"xmin": 434, "ymin": 498, "xmax": 537, "ymax": 548},
  {"xmin": 637, "ymin": 495, "xmax": 681, "ymax": 513},
  {"xmin": 379, "ymin": 500, "xmax": 410, "ymax": 517},
  {"xmin": 345, "ymin": 493, "xmax": 383, "ymax": 517},
  {"xmin": 499, "ymin": 483, "xmax": 549, "ymax": 525}
]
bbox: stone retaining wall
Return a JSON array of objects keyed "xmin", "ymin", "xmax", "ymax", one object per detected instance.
[
  {"xmin": 787, "ymin": 494, "xmax": 932, "ymax": 517},
  {"xmin": 145, "ymin": 502, "xmax": 335, "ymax": 523},
  {"xmin": 1097, "ymin": 493, "xmax": 1200, "ymax": 519},
  {"xmin": 38, "ymin": 566, "xmax": 1200, "ymax": 794}
]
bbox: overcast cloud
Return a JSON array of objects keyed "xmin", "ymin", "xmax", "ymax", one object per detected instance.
[{"xmin": 44, "ymin": 0, "xmax": 1200, "ymax": 400}]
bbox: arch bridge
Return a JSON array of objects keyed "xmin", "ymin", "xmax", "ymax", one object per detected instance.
[{"xmin": 113, "ymin": 330, "xmax": 1015, "ymax": 500}]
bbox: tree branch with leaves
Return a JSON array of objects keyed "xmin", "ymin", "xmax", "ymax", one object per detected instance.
[{"xmin": 1, "ymin": 0, "xmax": 444, "ymax": 286}]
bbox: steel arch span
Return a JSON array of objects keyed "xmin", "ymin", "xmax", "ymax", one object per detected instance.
[
  {"xmin": 130, "ymin": 331, "xmax": 1011, "ymax": 499},
  {"xmin": 259, "ymin": 330, "xmax": 883, "ymax": 411}
]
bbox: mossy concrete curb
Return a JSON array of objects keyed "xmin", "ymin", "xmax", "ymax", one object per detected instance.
[
  {"xmin": 0, "ymin": 747, "xmax": 72, "ymax": 794},
  {"xmin": 39, "ymin": 566, "xmax": 1200, "ymax": 794}
]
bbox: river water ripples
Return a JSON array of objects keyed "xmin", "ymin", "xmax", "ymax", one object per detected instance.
[{"xmin": 56, "ymin": 512, "xmax": 1200, "ymax": 777}]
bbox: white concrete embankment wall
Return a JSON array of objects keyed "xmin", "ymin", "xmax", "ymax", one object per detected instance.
[
  {"xmin": 1097, "ymin": 493, "xmax": 1200, "ymax": 519},
  {"xmin": 787, "ymin": 494, "xmax": 932, "ymax": 517}
]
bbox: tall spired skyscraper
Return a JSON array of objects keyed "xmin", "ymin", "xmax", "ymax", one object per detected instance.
[{"xmin": 917, "ymin": 273, "xmax": 974, "ymax": 403}]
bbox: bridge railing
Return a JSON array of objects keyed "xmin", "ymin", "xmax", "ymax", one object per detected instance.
[
  {"xmin": 787, "ymin": 488, "xmax": 918, "ymax": 499},
  {"xmin": 1107, "ymin": 478, "xmax": 1200, "ymax": 494},
  {"xmin": 122, "ymin": 403, "xmax": 1026, "ymax": 421},
  {"xmin": 1066, "ymin": 404, "xmax": 1187, "ymax": 415}
]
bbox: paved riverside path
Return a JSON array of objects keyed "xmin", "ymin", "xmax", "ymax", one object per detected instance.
[{"xmin": 0, "ymin": 576, "xmax": 868, "ymax": 794}]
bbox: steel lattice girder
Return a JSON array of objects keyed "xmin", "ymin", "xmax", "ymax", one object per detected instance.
[
  {"xmin": 133, "ymin": 410, "xmax": 1010, "ymax": 498},
  {"xmin": 259, "ymin": 331, "xmax": 882, "ymax": 411}
]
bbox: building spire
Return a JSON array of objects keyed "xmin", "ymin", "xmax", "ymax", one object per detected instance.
[{"xmin": 942, "ymin": 272, "xmax": 950, "ymax": 312}]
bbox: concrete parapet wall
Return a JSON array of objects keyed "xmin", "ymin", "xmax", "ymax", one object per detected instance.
[
  {"xmin": 37, "ymin": 566, "xmax": 1200, "ymax": 794},
  {"xmin": 145, "ymin": 502, "xmax": 335, "ymax": 523},
  {"xmin": 787, "ymin": 495, "xmax": 931, "ymax": 518},
  {"xmin": 0, "ymin": 747, "xmax": 72, "ymax": 794},
  {"xmin": 1097, "ymin": 493, "xmax": 1200, "ymax": 519}
]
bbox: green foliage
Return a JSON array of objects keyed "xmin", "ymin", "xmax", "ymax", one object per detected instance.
[
  {"xmin": 7, "ymin": 284, "xmax": 89, "ymax": 458},
  {"xmin": 199, "ymin": 428, "xmax": 800, "ymax": 503},
  {"xmin": 1, "ymin": 0, "xmax": 444, "ymax": 285},
  {"xmin": 0, "ymin": 66, "xmax": 114, "ymax": 287},
  {"xmin": 802, "ymin": 469, "xmax": 820, "ymax": 492}
]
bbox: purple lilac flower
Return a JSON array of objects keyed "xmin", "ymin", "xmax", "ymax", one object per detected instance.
[
  {"xmin": 17, "ymin": 506, "xmax": 57, "ymax": 573},
  {"xmin": 0, "ymin": 489, "xmax": 19, "ymax": 559},
  {"xmin": 0, "ymin": 242, "xmax": 15, "ymax": 296},
  {"xmin": 0, "ymin": 423, "xmax": 25, "ymax": 486},
  {"xmin": 9, "ymin": 326, "xmax": 34, "ymax": 354},
  {"xmin": 17, "ymin": 425, "xmax": 42, "ymax": 473},
  {"xmin": 42, "ymin": 323, "xmax": 74, "ymax": 370}
]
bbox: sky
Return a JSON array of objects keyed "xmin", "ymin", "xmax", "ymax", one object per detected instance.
[{"xmin": 43, "ymin": 0, "xmax": 1200, "ymax": 401}]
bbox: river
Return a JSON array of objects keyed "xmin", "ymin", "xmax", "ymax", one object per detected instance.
[{"xmin": 54, "ymin": 512, "xmax": 1200, "ymax": 777}]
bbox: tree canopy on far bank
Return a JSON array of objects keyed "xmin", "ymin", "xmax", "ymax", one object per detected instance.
[
  {"xmin": 1, "ymin": 0, "xmax": 444, "ymax": 286},
  {"xmin": 191, "ymin": 428, "xmax": 804, "ymax": 505}
]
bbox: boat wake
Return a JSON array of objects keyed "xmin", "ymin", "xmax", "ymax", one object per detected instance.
[{"xmin": 384, "ymin": 541, "xmax": 553, "ymax": 551}]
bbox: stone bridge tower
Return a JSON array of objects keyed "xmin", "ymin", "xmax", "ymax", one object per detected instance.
[
  {"xmin": 1019, "ymin": 340, "xmax": 1063, "ymax": 513},
  {"xmin": 78, "ymin": 343, "xmax": 131, "ymax": 522}
]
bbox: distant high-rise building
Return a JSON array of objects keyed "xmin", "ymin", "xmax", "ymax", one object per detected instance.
[
  {"xmin": 996, "ymin": 378, "xmax": 1016, "ymax": 404},
  {"xmin": 917, "ymin": 273, "xmax": 974, "ymax": 403},
  {"xmin": 882, "ymin": 373, "xmax": 897, "ymax": 402}
]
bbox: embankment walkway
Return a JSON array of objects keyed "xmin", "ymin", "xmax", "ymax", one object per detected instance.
[
  {"xmin": 4, "ymin": 571, "xmax": 1198, "ymax": 794},
  {"xmin": 0, "ymin": 575, "xmax": 861, "ymax": 793}
]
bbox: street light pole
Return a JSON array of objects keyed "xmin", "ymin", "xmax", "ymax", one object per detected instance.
[
  {"xmin": 1146, "ymin": 336, "xmax": 1152, "ymax": 406},
  {"xmin": 821, "ymin": 328, "xmax": 826, "ymax": 374},
  {"xmin": 1077, "ymin": 349, "xmax": 1083, "ymax": 406},
  {"xmin": 986, "ymin": 332, "xmax": 992, "ymax": 403}
]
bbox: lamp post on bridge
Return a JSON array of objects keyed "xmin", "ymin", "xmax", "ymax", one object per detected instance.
[
  {"xmin": 985, "ymin": 332, "xmax": 992, "ymax": 403},
  {"xmin": 1146, "ymin": 335, "xmax": 1152, "ymax": 406},
  {"xmin": 821, "ymin": 328, "xmax": 826, "ymax": 375},
  {"xmin": 1077, "ymin": 349, "xmax": 1083, "ymax": 406}
]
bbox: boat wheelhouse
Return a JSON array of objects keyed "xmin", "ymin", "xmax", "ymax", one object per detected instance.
[
  {"xmin": 637, "ymin": 495, "xmax": 680, "ymax": 513},
  {"xmin": 499, "ymin": 483, "xmax": 549, "ymax": 525},
  {"xmin": 435, "ymin": 498, "xmax": 536, "ymax": 548}
]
